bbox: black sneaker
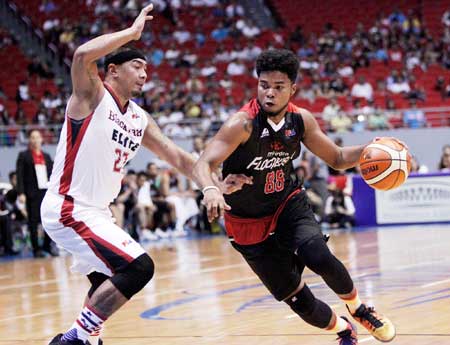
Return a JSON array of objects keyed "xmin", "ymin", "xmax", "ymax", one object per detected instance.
[
  {"xmin": 86, "ymin": 339, "xmax": 103, "ymax": 345},
  {"xmin": 48, "ymin": 333, "xmax": 86, "ymax": 345}
]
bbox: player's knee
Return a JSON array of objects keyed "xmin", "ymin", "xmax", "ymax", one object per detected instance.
[
  {"xmin": 111, "ymin": 253, "xmax": 155, "ymax": 299},
  {"xmin": 132, "ymin": 253, "xmax": 155, "ymax": 283},
  {"xmin": 299, "ymin": 237, "xmax": 335, "ymax": 275},
  {"xmin": 284, "ymin": 284, "xmax": 316, "ymax": 316},
  {"xmin": 284, "ymin": 284, "xmax": 332, "ymax": 329}
]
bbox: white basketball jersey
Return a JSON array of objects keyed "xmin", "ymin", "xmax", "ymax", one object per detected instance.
[{"xmin": 48, "ymin": 84, "xmax": 148, "ymax": 208}]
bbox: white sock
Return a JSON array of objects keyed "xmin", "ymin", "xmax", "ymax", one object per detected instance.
[
  {"xmin": 62, "ymin": 305, "xmax": 106, "ymax": 343},
  {"xmin": 89, "ymin": 326, "xmax": 102, "ymax": 345},
  {"xmin": 342, "ymin": 289, "xmax": 362, "ymax": 314},
  {"xmin": 329, "ymin": 316, "xmax": 351, "ymax": 333}
]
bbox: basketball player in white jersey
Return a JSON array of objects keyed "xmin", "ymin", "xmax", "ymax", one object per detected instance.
[{"xmin": 41, "ymin": 4, "xmax": 251, "ymax": 345}]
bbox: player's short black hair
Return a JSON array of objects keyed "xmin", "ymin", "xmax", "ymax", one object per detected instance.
[
  {"xmin": 256, "ymin": 49, "xmax": 299, "ymax": 83},
  {"xmin": 104, "ymin": 47, "xmax": 146, "ymax": 72}
]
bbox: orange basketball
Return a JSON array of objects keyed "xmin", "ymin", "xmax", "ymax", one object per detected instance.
[{"xmin": 359, "ymin": 137, "xmax": 411, "ymax": 191}]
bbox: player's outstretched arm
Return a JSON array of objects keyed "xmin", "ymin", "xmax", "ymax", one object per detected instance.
[
  {"xmin": 193, "ymin": 112, "xmax": 252, "ymax": 221},
  {"xmin": 142, "ymin": 114, "xmax": 252, "ymax": 197},
  {"xmin": 70, "ymin": 4, "xmax": 154, "ymax": 118},
  {"xmin": 301, "ymin": 109, "xmax": 365, "ymax": 170},
  {"xmin": 142, "ymin": 115, "xmax": 198, "ymax": 181}
]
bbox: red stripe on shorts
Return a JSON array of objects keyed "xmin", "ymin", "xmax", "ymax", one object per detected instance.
[{"xmin": 60, "ymin": 196, "xmax": 134, "ymax": 273}]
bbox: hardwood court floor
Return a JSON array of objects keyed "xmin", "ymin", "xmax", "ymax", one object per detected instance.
[{"xmin": 0, "ymin": 224, "xmax": 449, "ymax": 345}]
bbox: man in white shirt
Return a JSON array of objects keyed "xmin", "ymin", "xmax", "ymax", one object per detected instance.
[{"xmin": 350, "ymin": 76, "xmax": 373, "ymax": 100}]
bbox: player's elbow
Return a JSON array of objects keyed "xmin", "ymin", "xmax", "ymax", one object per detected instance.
[{"xmin": 72, "ymin": 47, "xmax": 92, "ymax": 66}]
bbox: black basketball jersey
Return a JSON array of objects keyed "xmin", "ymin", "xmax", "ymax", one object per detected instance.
[{"xmin": 223, "ymin": 99, "xmax": 305, "ymax": 218}]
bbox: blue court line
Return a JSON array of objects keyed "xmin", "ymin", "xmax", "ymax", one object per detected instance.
[
  {"xmin": 140, "ymin": 269, "xmax": 444, "ymax": 320},
  {"xmin": 140, "ymin": 283, "xmax": 263, "ymax": 320},
  {"xmin": 236, "ymin": 295, "xmax": 274, "ymax": 313},
  {"xmin": 394, "ymin": 288, "xmax": 450, "ymax": 303},
  {"xmin": 394, "ymin": 294, "xmax": 450, "ymax": 309}
]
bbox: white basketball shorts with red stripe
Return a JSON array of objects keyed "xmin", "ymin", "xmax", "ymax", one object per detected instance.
[{"xmin": 41, "ymin": 191, "xmax": 146, "ymax": 276}]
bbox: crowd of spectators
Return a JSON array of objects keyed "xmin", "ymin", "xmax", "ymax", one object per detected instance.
[{"xmin": 1, "ymin": 2, "xmax": 450, "ymax": 146}]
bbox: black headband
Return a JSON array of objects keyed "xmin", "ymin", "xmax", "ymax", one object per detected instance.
[{"xmin": 104, "ymin": 49, "xmax": 147, "ymax": 72}]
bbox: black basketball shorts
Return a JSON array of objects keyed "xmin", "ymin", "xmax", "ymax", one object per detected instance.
[{"xmin": 231, "ymin": 190, "xmax": 324, "ymax": 301}]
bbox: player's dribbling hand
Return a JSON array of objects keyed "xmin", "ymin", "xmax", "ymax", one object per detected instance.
[
  {"xmin": 373, "ymin": 136, "xmax": 409, "ymax": 150},
  {"xmin": 221, "ymin": 174, "xmax": 253, "ymax": 195},
  {"xmin": 130, "ymin": 3, "xmax": 154, "ymax": 40},
  {"xmin": 202, "ymin": 189, "xmax": 231, "ymax": 222}
]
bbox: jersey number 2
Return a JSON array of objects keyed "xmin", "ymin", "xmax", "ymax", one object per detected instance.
[
  {"xmin": 113, "ymin": 148, "xmax": 129, "ymax": 173},
  {"xmin": 264, "ymin": 169, "xmax": 285, "ymax": 194}
]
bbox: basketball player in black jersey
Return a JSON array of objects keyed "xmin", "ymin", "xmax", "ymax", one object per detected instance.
[{"xmin": 193, "ymin": 49, "xmax": 396, "ymax": 344}]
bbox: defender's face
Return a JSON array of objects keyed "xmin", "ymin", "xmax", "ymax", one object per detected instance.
[
  {"xmin": 117, "ymin": 59, "xmax": 148, "ymax": 97},
  {"xmin": 257, "ymin": 71, "xmax": 296, "ymax": 116}
]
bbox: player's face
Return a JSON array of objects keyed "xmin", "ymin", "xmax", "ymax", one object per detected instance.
[
  {"xmin": 119, "ymin": 59, "xmax": 148, "ymax": 97},
  {"xmin": 257, "ymin": 71, "xmax": 296, "ymax": 117}
]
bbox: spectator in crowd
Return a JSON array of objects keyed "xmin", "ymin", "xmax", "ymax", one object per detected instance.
[
  {"xmin": 146, "ymin": 162, "xmax": 176, "ymax": 238},
  {"xmin": 172, "ymin": 22, "xmax": 191, "ymax": 44},
  {"xmin": 227, "ymin": 58, "xmax": 246, "ymax": 76},
  {"xmin": 323, "ymin": 187, "xmax": 355, "ymax": 229},
  {"xmin": 337, "ymin": 61, "xmax": 354, "ymax": 77},
  {"xmin": 39, "ymin": 0, "xmax": 57, "ymax": 14},
  {"xmin": 434, "ymin": 76, "xmax": 446, "ymax": 99},
  {"xmin": 368, "ymin": 106, "xmax": 392, "ymax": 130},
  {"xmin": 322, "ymin": 97, "xmax": 341, "ymax": 123},
  {"xmin": 442, "ymin": 10, "xmax": 450, "ymax": 27},
  {"xmin": 1, "ymin": 171, "xmax": 26, "ymax": 255},
  {"xmin": 438, "ymin": 144, "xmax": 450, "ymax": 172},
  {"xmin": 350, "ymin": 76, "xmax": 373, "ymax": 100},
  {"xmin": 16, "ymin": 129, "xmax": 57, "ymax": 258},
  {"xmin": 165, "ymin": 168, "xmax": 199, "ymax": 236},
  {"xmin": 240, "ymin": 19, "xmax": 261, "ymax": 38},
  {"xmin": 136, "ymin": 171, "xmax": 158, "ymax": 241},
  {"xmin": 114, "ymin": 170, "xmax": 141, "ymax": 240},
  {"xmin": 16, "ymin": 80, "xmax": 30, "ymax": 103},
  {"xmin": 330, "ymin": 77, "xmax": 349, "ymax": 96},
  {"xmin": 226, "ymin": 0, "xmax": 244, "ymax": 18},
  {"xmin": 147, "ymin": 47, "xmax": 164, "ymax": 66},
  {"xmin": 0, "ymin": 181, "xmax": 19, "ymax": 256},
  {"xmin": 386, "ymin": 69, "xmax": 410, "ymax": 94},
  {"xmin": 403, "ymin": 100, "xmax": 426, "ymax": 128},
  {"xmin": 211, "ymin": 21, "xmax": 229, "ymax": 42},
  {"xmin": 295, "ymin": 166, "xmax": 323, "ymax": 222},
  {"xmin": 27, "ymin": 56, "xmax": 54, "ymax": 79},
  {"xmin": 330, "ymin": 111, "xmax": 352, "ymax": 133},
  {"xmin": 191, "ymin": 136, "xmax": 211, "ymax": 232},
  {"xmin": 406, "ymin": 76, "xmax": 425, "ymax": 101},
  {"xmin": 388, "ymin": 43, "xmax": 403, "ymax": 63},
  {"xmin": 410, "ymin": 155, "xmax": 429, "ymax": 174}
]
